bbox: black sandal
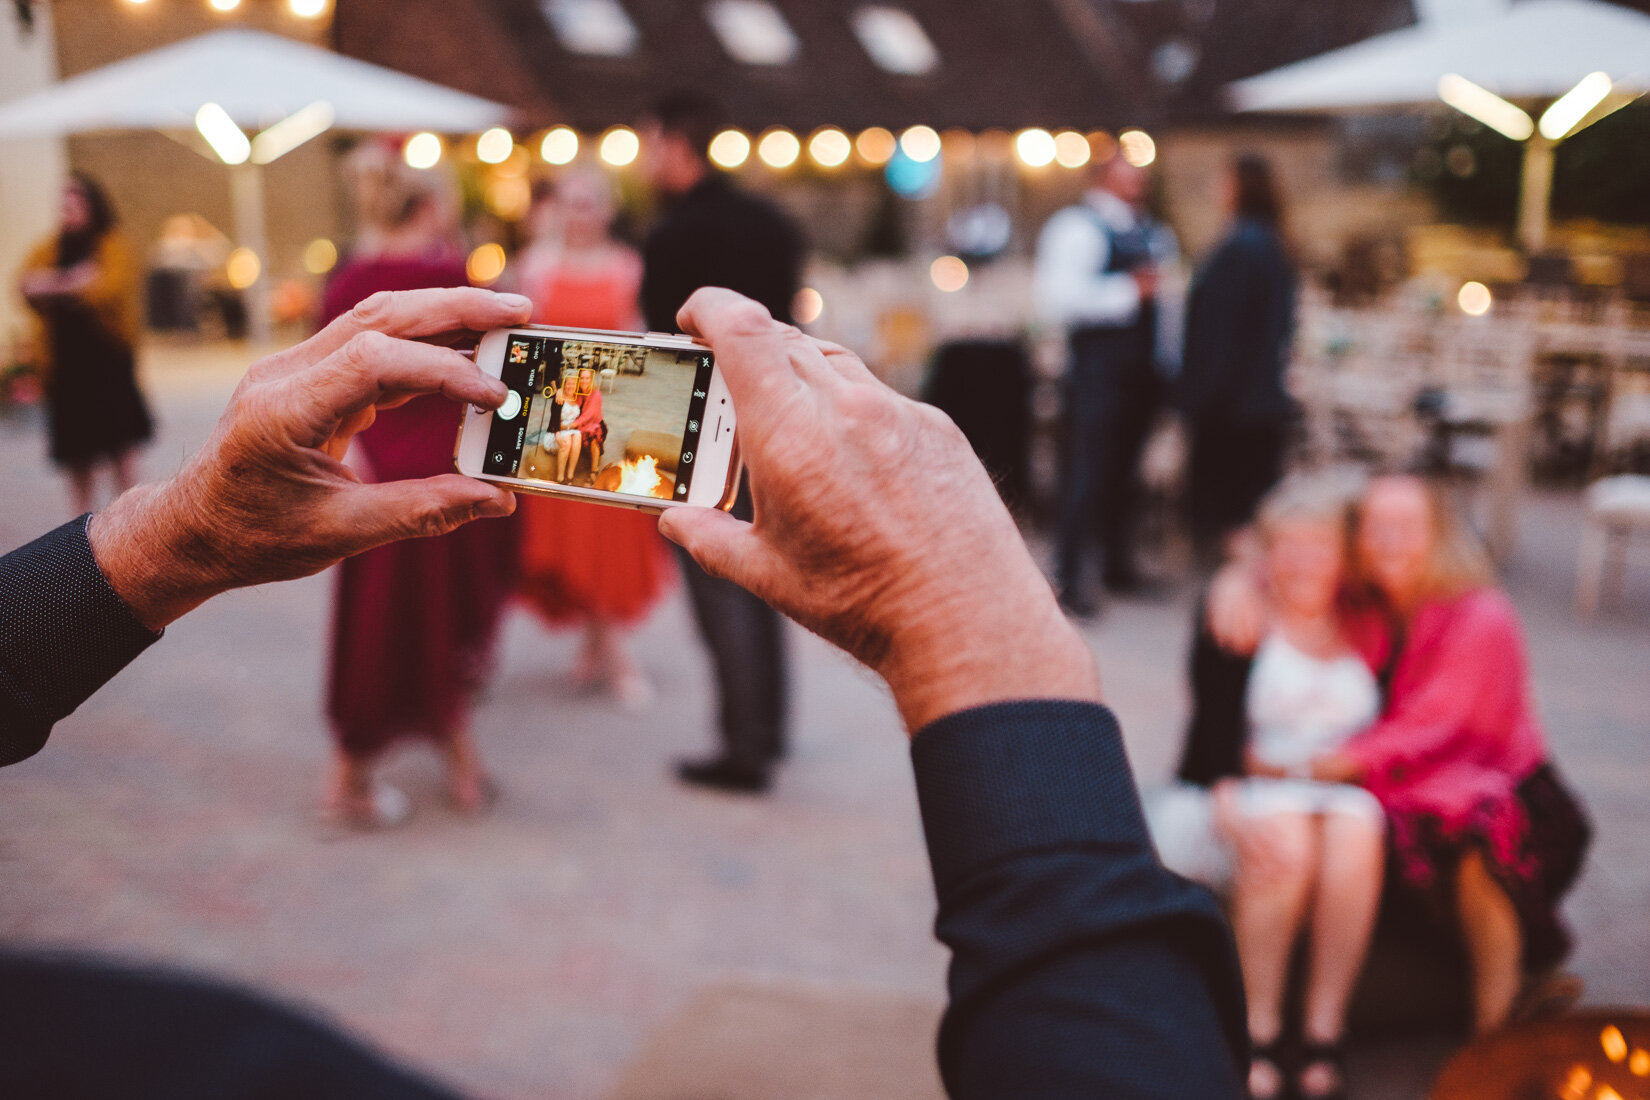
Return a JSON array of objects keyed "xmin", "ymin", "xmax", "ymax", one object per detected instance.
[
  {"xmin": 1296, "ymin": 1038, "xmax": 1347, "ymax": 1100},
  {"xmin": 1247, "ymin": 1036, "xmax": 1289, "ymax": 1100}
]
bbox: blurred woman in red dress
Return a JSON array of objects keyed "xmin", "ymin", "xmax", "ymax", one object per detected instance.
[
  {"xmin": 322, "ymin": 145, "xmax": 518, "ymax": 825},
  {"xmin": 514, "ymin": 172, "xmax": 673, "ymax": 707}
]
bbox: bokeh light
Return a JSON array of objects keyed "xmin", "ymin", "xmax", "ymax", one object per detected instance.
[
  {"xmin": 486, "ymin": 176, "xmax": 532, "ymax": 219},
  {"xmin": 885, "ymin": 149, "xmax": 941, "ymax": 198},
  {"xmin": 1014, "ymin": 128, "xmax": 1056, "ymax": 168},
  {"xmin": 1602, "ymin": 1026, "xmax": 1628, "ymax": 1063},
  {"xmin": 709, "ymin": 128, "xmax": 751, "ymax": 169},
  {"xmin": 540, "ymin": 127, "xmax": 579, "ymax": 165},
  {"xmin": 209, "ymin": 0, "xmax": 240, "ymax": 10},
  {"xmin": 404, "ymin": 131, "xmax": 442, "ymax": 170},
  {"xmin": 808, "ymin": 127, "xmax": 851, "ymax": 168},
  {"xmin": 599, "ymin": 126, "xmax": 640, "ymax": 166},
  {"xmin": 302, "ymin": 237, "xmax": 338, "ymax": 275},
  {"xmin": 466, "ymin": 243, "xmax": 507, "ymax": 286},
  {"xmin": 1458, "ymin": 280, "xmax": 1493, "ymax": 316},
  {"xmin": 941, "ymin": 128, "xmax": 975, "ymax": 160},
  {"xmin": 793, "ymin": 287, "xmax": 824, "ymax": 325},
  {"xmin": 476, "ymin": 128, "xmax": 514, "ymax": 164},
  {"xmin": 930, "ymin": 255, "xmax": 969, "ymax": 293},
  {"xmin": 899, "ymin": 125, "xmax": 942, "ymax": 163},
  {"xmin": 1054, "ymin": 130, "xmax": 1091, "ymax": 169},
  {"xmin": 289, "ymin": 0, "xmax": 327, "ymax": 16},
  {"xmin": 226, "ymin": 247, "xmax": 260, "ymax": 290},
  {"xmin": 758, "ymin": 129, "xmax": 801, "ymax": 169},
  {"xmin": 856, "ymin": 127, "xmax": 896, "ymax": 166},
  {"xmin": 1118, "ymin": 128, "xmax": 1156, "ymax": 167}
]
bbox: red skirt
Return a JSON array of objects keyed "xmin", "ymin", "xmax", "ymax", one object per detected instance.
[
  {"xmin": 327, "ymin": 396, "xmax": 519, "ymax": 757},
  {"xmin": 516, "ymin": 495, "xmax": 674, "ymax": 627}
]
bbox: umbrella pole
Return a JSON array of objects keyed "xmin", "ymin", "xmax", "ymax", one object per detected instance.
[
  {"xmin": 1517, "ymin": 132, "xmax": 1554, "ymax": 254},
  {"xmin": 230, "ymin": 162, "xmax": 272, "ymax": 345}
]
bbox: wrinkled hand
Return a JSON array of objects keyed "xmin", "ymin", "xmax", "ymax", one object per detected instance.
[
  {"xmin": 657, "ymin": 289, "xmax": 1099, "ymax": 733},
  {"xmin": 90, "ymin": 287, "xmax": 531, "ymax": 630}
]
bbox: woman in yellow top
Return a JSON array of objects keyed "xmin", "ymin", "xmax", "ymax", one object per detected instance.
[{"xmin": 19, "ymin": 174, "xmax": 152, "ymax": 515}]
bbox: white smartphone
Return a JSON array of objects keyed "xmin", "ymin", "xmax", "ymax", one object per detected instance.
[{"xmin": 455, "ymin": 325, "xmax": 740, "ymax": 514}]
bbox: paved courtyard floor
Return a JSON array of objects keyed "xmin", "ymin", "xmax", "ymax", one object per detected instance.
[{"xmin": 1, "ymin": 341, "xmax": 1646, "ymax": 1099}]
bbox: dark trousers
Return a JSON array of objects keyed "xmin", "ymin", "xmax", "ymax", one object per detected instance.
[
  {"xmin": 0, "ymin": 952, "xmax": 457, "ymax": 1099},
  {"xmin": 1184, "ymin": 417, "xmax": 1290, "ymax": 555},
  {"xmin": 1056, "ymin": 328, "xmax": 1163, "ymax": 595},
  {"xmin": 675, "ymin": 490, "xmax": 787, "ymax": 769}
]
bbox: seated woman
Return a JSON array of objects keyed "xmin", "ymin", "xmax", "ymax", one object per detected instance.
[
  {"xmin": 1313, "ymin": 475, "xmax": 1590, "ymax": 1035},
  {"xmin": 1216, "ymin": 479, "xmax": 1384, "ymax": 1100},
  {"xmin": 1195, "ymin": 475, "xmax": 1591, "ymax": 1045},
  {"xmin": 552, "ymin": 376, "xmax": 584, "ymax": 482},
  {"xmin": 552, "ymin": 372, "xmax": 606, "ymax": 484}
]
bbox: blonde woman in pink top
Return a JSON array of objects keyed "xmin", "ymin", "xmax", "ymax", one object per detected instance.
[{"xmin": 1305, "ymin": 475, "xmax": 1590, "ymax": 1037}]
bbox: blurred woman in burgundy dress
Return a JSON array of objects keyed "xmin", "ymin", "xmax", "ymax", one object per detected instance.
[
  {"xmin": 513, "ymin": 172, "xmax": 673, "ymax": 707},
  {"xmin": 322, "ymin": 145, "xmax": 517, "ymax": 825}
]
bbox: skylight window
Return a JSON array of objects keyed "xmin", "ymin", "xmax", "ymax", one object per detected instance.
[
  {"xmin": 851, "ymin": 6, "xmax": 938, "ymax": 76},
  {"xmin": 706, "ymin": 0, "xmax": 800, "ymax": 66},
  {"xmin": 542, "ymin": 0, "xmax": 639, "ymax": 58}
]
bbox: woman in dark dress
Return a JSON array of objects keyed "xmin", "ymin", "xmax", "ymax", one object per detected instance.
[
  {"xmin": 321, "ymin": 147, "xmax": 518, "ymax": 826},
  {"xmin": 1177, "ymin": 155, "xmax": 1298, "ymax": 560},
  {"xmin": 19, "ymin": 174, "xmax": 152, "ymax": 515}
]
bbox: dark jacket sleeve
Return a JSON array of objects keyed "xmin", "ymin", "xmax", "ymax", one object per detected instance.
[
  {"xmin": 912, "ymin": 700, "xmax": 1246, "ymax": 1098},
  {"xmin": 1178, "ymin": 223, "xmax": 1296, "ymax": 426},
  {"xmin": 1, "ymin": 516, "xmax": 161, "ymax": 766},
  {"xmin": 1177, "ymin": 597, "xmax": 1254, "ymax": 787}
]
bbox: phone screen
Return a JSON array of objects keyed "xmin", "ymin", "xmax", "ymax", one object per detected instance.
[{"xmin": 481, "ymin": 333, "xmax": 715, "ymax": 503}]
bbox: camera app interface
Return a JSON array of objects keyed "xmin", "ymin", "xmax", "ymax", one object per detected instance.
[{"xmin": 482, "ymin": 334, "xmax": 715, "ymax": 503}]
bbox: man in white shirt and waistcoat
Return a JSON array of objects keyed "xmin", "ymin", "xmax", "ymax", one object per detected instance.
[{"xmin": 1036, "ymin": 155, "xmax": 1177, "ymax": 616}]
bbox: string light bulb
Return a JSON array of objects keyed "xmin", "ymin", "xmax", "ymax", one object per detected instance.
[
  {"xmin": 599, "ymin": 126, "xmax": 640, "ymax": 167},
  {"xmin": 404, "ymin": 131, "xmax": 442, "ymax": 170},
  {"xmin": 708, "ymin": 128, "xmax": 751, "ymax": 169},
  {"xmin": 757, "ymin": 128, "xmax": 800, "ymax": 169},
  {"xmin": 808, "ymin": 127, "xmax": 851, "ymax": 168}
]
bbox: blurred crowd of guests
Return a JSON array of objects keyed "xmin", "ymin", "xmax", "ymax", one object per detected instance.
[
  {"xmin": 314, "ymin": 94, "xmax": 802, "ymax": 827},
  {"xmin": 1035, "ymin": 149, "xmax": 1299, "ymax": 615},
  {"xmin": 1028, "ymin": 143, "xmax": 1592, "ymax": 1100}
]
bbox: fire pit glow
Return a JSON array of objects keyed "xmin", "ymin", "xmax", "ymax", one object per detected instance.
[{"xmin": 617, "ymin": 455, "xmax": 663, "ymax": 497}]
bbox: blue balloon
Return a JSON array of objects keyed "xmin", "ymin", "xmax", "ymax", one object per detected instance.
[{"xmin": 885, "ymin": 149, "xmax": 941, "ymax": 199}]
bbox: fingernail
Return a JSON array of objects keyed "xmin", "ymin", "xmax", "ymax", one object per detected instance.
[{"xmin": 481, "ymin": 492, "xmax": 515, "ymax": 517}]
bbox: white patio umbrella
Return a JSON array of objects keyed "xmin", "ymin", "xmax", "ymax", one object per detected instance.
[
  {"xmin": 1229, "ymin": 0, "xmax": 1650, "ymax": 251},
  {"xmin": 0, "ymin": 29, "xmax": 513, "ymax": 340}
]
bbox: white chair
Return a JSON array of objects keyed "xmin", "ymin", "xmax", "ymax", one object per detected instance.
[
  {"xmin": 600, "ymin": 366, "xmax": 618, "ymax": 393},
  {"xmin": 1576, "ymin": 474, "xmax": 1650, "ymax": 617}
]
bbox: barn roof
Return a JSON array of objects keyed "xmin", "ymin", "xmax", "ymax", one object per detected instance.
[{"xmin": 330, "ymin": 0, "xmax": 1429, "ymax": 132}]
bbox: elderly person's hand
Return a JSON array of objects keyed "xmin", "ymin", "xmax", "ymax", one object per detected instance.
[
  {"xmin": 89, "ymin": 287, "xmax": 532, "ymax": 631},
  {"xmin": 657, "ymin": 289, "xmax": 1099, "ymax": 733}
]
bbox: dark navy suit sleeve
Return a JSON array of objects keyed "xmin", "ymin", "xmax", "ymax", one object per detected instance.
[
  {"xmin": 912, "ymin": 701, "xmax": 1246, "ymax": 1098},
  {"xmin": 1, "ymin": 516, "xmax": 161, "ymax": 766}
]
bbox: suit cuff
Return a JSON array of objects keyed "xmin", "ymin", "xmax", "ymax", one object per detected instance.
[
  {"xmin": 0, "ymin": 515, "xmax": 161, "ymax": 741},
  {"xmin": 910, "ymin": 700, "xmax": 1152, "ymax": 897}
]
